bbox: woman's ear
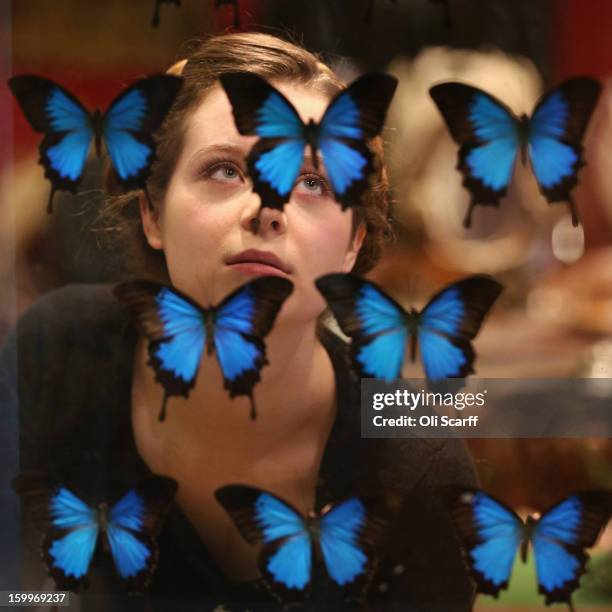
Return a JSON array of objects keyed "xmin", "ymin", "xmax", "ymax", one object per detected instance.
[
  {"xmin": 139, "ymin": 193, "xmax": 163, "ymax": 250},
  {"xmin": 342, "ymin": 222, "xmax": 366, "ymax": 272}
]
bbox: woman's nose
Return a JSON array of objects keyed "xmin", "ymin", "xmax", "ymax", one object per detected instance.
[{"xmin": 244, "ymin": 205, "xmax": 287, "ymax": 236}]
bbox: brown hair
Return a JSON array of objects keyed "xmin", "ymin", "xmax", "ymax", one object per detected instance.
[{"xmin": 101, "ymin": 32, "xmax": 392, "ymax": 280}]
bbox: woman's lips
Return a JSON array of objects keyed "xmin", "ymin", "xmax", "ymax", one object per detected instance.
[
  {"xmin": 225, "ymin": 249, "xmax": 291, "ymax": 277},
  {"xmin": 226, "ymin": 262, "xmax": 289, "ymax": 277}
]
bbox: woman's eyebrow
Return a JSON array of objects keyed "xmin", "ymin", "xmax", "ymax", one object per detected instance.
[{"xmin": 187, "ymin": 143, "xmax": 248, "ymax": 166}]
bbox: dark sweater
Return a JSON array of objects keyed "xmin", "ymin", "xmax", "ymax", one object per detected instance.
[{"xmin": 2, "ymin": 284, "xmax": 477, "ymax": 611}]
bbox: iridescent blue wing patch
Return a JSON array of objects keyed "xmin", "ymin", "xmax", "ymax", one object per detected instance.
[
  {"xmin": 9, "ymin": 74, "xmax": 181, "ymax": 213},
  {"xmin": 315, "ymin": 273, "xmax": 409, "ymax": 381},
  {"xmin": 12, "ymin": 472, "xmax": 177, "ymax": 593},
  {"xmin": 102, "ymin": 75, "xmax": 182, "ymax": 193},
  {"xmin": 532, "ymin": 490, "xmax": 612, "ymax": 607},
  {"xmin": 114, "ymin": 280, "xmax": 207, "ymax": 421},
  {"xmin": 318, "ymin": 73, "xmax": 397, "ymax": 209},
  {"xmin": 528, "ymin": 77, "xmax": 601, "ymax": 226},
  {"xmin": 418, "ymin": 275, "xmax": 502, "ymax": 382},
  {"xmin": 215, "ymin": 485, "xmax": 386, "ymax": 607},
  {"xmin": 445, "ymin": 487, "xmax": 524, "ymax": 597},
  {"xmin": 105, "ymin": 477, "xmax": 178, "ymax": 592},
  {"xmin": 215, "ymin": 484, "xmax": 313, "ymax": 604},
  {"xmin": 212, "ymin": 276, "xmax": 293, "ymax": 419},
  {"xmin": 429, "ymin": 82, "xmax": 519, "ymax": 227},
  {"xmin": 115, "ymin": 277, "xmax": 292, "ymax": 421},
  {"xmin": 220, "ymin": 73, "xmax": 307, "ymax": 210},
  {"xmin": 319, "ymin": 496, "xmax": 385, "ymax": 602},
  {"xmin": 220, "ymin": 72, "xmax": 396, "ymax": 211},
  {"xmin": 9, "ymin": 75, "xmax": 93, "ymax": 213}
]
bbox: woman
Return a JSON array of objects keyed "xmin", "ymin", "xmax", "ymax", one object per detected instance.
[{"xmin": 4, "ymin": 33, "xmax": 477, "ymax": 611}]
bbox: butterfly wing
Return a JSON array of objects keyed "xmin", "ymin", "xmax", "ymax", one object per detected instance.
[
  {"xmin": 532, "ymin": 490, "xmax": 612, "ymax": 605},
  {"xmin": 215, "ymin": 485, "xmax": 313, "ymax": 603},
  {"xmin": 418, "ymin": 275, "xmax": 502, "ymax": 382},
  {"xmin": 528, "ymin": 77, "xmax": 601, "ymax": 225},
  {"xmin": 9, "ymin": 75, "xmax": 93, "ymax": 210},
  {"xmin": 445, "ymin": 487, "xmax": 524, "ymax": 597},
  {"xmin": 213, "ymin": 276, "xmax": 293, "ymax": 418},
  {"xmin": 13, "ymin": 472, "xmax": 99, "ymax": 592},
  {"xmin": 318, "ymin": 73, "xmax": 397, "ymax": 209},
  {"xmin": 318, "ymin": 497, "xmax": 386, "ymax": 602},
  {"xmin": 103, "ymin": 75, "xmax": 182, "ymax": 190},
  {"xmin": 429, "ymin": 82, "xmax": 520, "ymax": 226},
  {"xmin": 220, "ymin": 72, "xmax": 306, "ymax": 210},
  {"xmin": 316, "ymin": 273, "xmax": 409, "ymax": 381},
  {"xmin": 114, "ymin": 280, "xmax": 206, "ymax": 419},
  {"xmin": 106, "ymin": 476, "xmax": 177, "ymax": 592}
]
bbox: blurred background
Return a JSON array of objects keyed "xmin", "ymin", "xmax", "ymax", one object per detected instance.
[{"xmin": 2, "ymin": 1, "xmax": 612, "ymax": 608}]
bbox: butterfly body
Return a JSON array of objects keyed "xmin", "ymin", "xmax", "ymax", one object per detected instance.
[
  {"xmin": 9, "ymin": 74, "xmax": 182, "ymax": 213},
  {"xmin": 446, "ymin": 487, "xmax": 612, "ymax": 609},
  {"xmin": 220, "ymin": 72, "xmax": 397, "ymax": 211},
  {"xmin": 14, "ymin": 473, "xmax": 177, "ymax": 593},
  {"xmin": 430, "ymin": 78, "xmax": 601, "ymax": 227}
]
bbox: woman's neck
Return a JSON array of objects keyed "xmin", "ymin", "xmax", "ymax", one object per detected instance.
[
  {"xmin": 131, "ymin": 317, "xmax": 339, "ymax": 580},
  {"xmin": 132, "ymin": 317, "xmax": 338, "ymax": 474}
]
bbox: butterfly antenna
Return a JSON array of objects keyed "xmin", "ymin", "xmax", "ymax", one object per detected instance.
[
  {"xmin": 47, "ymin": 189, "xmax": 56, "ymax": 214},
  {"xmin": 567, "ymin": 197, "xmax": 580, "ymax": 227},
  {"xmin": 567, "ymin": 597, "xmax": 576, "ymax": 612},
  {"xmin": 249, "ymin": 394, "xmax": 257, "ymax": 420},
  {"xmin": 159, "ymin": 393, "xmax": 169, "ymax": 421},
  {"xmin": 463, "ymin": 202, "xmax": 475, "ymax": 228}
]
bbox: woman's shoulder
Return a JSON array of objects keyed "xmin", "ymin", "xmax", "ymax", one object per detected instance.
[{"xmin": 16, "ymin": 284, "xmax": 130, "ymax": 348}]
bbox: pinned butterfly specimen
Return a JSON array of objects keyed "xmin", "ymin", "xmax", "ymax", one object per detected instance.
[
  {"xmin": 429, "ymin": 78, "xmax": 601, "ymax": 227},
  {"xmin": 315, "ymin": 273, "xmax": 502, "ymax": 383},
  {"xmin": 151, "ymin": 0, "xmax": 181, "ymax": 27},
  {"xmin": 8, "ymin": 74, "xmax": 182, "ymax": 213},
  {"xmin": 444, "ymin": 487, "xmax": 612, "ymax": 611},
  {"xmin": 215, "ymin": 484, "xmax": 387, "ymax": 607},
  {"xmin": 215, "ymin": 0, "xmax": 240, "ymax": 29},
  {"xmin": 13, "ymin": 471, "xmax": 178, "ymax": 593},
  {"xmin": 219, "ymin": 72, "xmax": 397, "ymax": 211},
  {"xmin": 114, "ymin": 277, "xmax": 293, "ymax": 421}
]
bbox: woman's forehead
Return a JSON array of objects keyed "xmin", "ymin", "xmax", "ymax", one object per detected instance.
[{"xmin": 183, "ymin": 81, "xmax": 331, "ymax": 154}]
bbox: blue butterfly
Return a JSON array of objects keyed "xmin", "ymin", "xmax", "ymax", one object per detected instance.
[
  {"xmin": 429, "ymin": 78, "xmax": 601, "ymax": 227},
  {"xmin": 316, "ymin": 273, "xmax": 502, "ymax": 383},
  {"xmin": 215, "ymin": 484, "xmax": 387, "ymax": 606},
  {"xmin": 114, "ymin": 276, "xmax": 293, "ymax": 421},
  {"xmin": 151, "ymin": 0, "xmax": 181, "ymax": 27},
  {"xmin": 8, "ymin": 74, "xmax": 182, "ymax": 213},
  {"xmin": 12, "ymin": 472, "xmax": 177, "ymax": 593},
  {"xmin": 219, "ymin": 71, "xmax": 397, "ymax": 211},
  {"xmin": 444, "ymin": 487, "xmax": 612, "ymax": 611}
]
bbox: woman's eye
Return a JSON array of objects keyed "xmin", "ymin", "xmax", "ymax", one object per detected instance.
[
  {"xmin": 205, "ymin": 163, "xmax": 243, "ymax": 182},
  {"xmin": 295, "ymin": 174, "xmax": 329, "ymax": 197}
]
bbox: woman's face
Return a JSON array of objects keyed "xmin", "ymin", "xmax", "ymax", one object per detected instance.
[{"xmin": 141, "ymin": 80, "xmax": 365, "ymax": 325}]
